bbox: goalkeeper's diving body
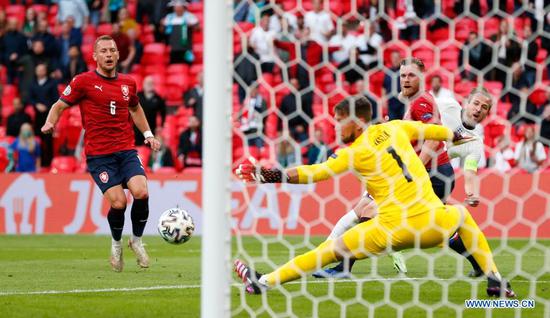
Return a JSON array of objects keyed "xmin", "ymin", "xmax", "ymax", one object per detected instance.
[{"xmin": 234, "ymin": 96, "xmax": 515, "ymax": 298}]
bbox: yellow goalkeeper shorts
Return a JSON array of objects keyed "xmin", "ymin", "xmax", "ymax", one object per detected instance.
[{"xmin": 341, "ymin": 205, "xmax": 464, "ymax": 258}]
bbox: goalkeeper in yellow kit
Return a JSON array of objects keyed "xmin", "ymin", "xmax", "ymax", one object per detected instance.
[{"xmin": 234, "ymin": 95, "xmax": 515, "ymax": 298}]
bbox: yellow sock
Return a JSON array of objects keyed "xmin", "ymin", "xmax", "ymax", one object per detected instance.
[
  {"xmin": 263, "ymin": 240, "xmax": 339, "ymax": 286},
  {"xmin": 457, "ymin": 208, "xmax": 499, "ymax": 275}
]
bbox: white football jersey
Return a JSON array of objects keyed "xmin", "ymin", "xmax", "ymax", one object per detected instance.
[{"xmin": 437, "ymin": 98, "xmax": 485, "ymax": 171}]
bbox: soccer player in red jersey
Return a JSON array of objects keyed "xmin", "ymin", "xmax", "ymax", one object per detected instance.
[
  {"xmin": 399, "ymin": 57, "xmax": 483, "ymax": 277},
  {"xmin": 41, "ymin": 35, "xmax": 161, "ymax": 272}
]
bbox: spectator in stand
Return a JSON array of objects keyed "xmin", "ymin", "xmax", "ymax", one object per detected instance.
[
  {"xmin": 108, "ymin": 0, "xmax": 126, "ymax": 23},
  {"xmin": 6, "ymin": 98, "xmax": 32, "ymax": 138},
  {"xmin": 9, "ymin": 123, "xmax": 41, "ymax": 173},
  {"xmin": 543, "ymin": 13, "xmax": 550, "ymax": 80},
  {"xmin": 233, "ymin": 0, "xmax": 249, "ymax": 22},
  {"xmin": 454, "ymin": 0, "xmax": 484, "ymax": 17},
  {"xmin": 2, "ymin": 18, "xmax": 28, "ymax": 85},
  {"xmin": 148, "ymin": 129, "xmax": 174, "ymax": 172},
  {"xmin": 62, "ymin": 45, "xmax": 88, "ymax": 83},
  {"xmin": 307, "ymin": 128, "xmax": 332, "ymax": 164},
  {"xmin": 504, "ymin": 62, "xmax": 533, "ymax": 125},
  {"xmin": 429, "ymin": 74, "xmax": 454, "ymax": 105},
  {"xmin": 382, "ymin": 51, "xmax": 405, "ymax": 120},
  {"xmin": 357, "ymin": 21, "xmax": 384, "ymax": 70},
  {"xmin": 18, "ymin": 40, "xmax": 61, "ymax": 104},
  {"xmin": 396, "ymin": 3, "xmax": 420, "ymax": 41},
  {"xmin": 491, "ymin": 136, "xmax": 514, "ymax": 173},
  {"xmin": 127, "ymin": 28, "xmax": 143, "ymax": 69},
  {"xmin": 277, "ymin": 138, "xmax": 301, "ymax": 168},
  {"xmin": 279, "ymin": 78, "xmax": 313, "ymax": 142},
  {"xmin": 183, "ymin": 72, "xmax": 204, "ymax": 120},
  {"xmin": 539, "ymin": 96, "xmax": 550, "ymax": 147},
  {"xmin": 234, "ymin": 46, "xmax": 259, "ymax": 103},
  {"xmin": 118, "ymin": 7, "xmax": 139, "ymax": 36},
  {"xmin": 274, "ymin": 27, "xmax": 339, "ymax": 89},
  {"xmin": 413, "ymin": 0, "xmax": 435, "ymax": 18},
  {"xmin": 249, "ymin": 11, "xmax": 276, "ymax": 74},
  {"xmin": 178, "ymin": 115, "xmax": 202, "ymax": 168},
  {"xmin": 88, "ymin": 0, "xmax": 104, "ymax": 26},
  {"xmin": 304, "ymin": 0, "xmax": 334, "ymax": 44},
  {"xmin": 0, "ymin": 9, "xmax": 7, "ymax": 32},
  {"xmin": 163, "ymin": 0, "xmax": 199, "ymax": 64},
  {"xmin": 514, "ymin": 125, "xmax": 547, "ymax": 173},
  {"xmin": 111, "ymin": 22, "xmax": 135, "ymax": 73},
  {"xmin": 269, "ymin": 7, "xmax": 298, "ymax": 36},
  {"xmin": 137, "ymin": 0, "xmax": 167, "ymax": 26},
  {"xmin": 135, "ymin": 76, "xmax": 166, "ymax": 146},
  {"xmin": 490, "ymin": 19, "xmax": 521, "ymax": 84},
  {"xmin": 29, "ymin": 63, "xmax": 58, "ymax": 167},
  {"xmin": 56, "ymin": 18, "xmax": 83, "ymax": 69},
  {"xmin": 239, "ymin": 84, "xmax": 267, "ymax": 149},
  {"xmin": 32, "ymin": 19, "xmax": 58, "ymax": 60},
  {"xmin": 521, "ymin": 25, "xmax": 538, "ymax": 86},
  {"xmin": 23, "ymin": 7, "xmax": 38, "ymax": 38},
  {"xmin": 330, "ymin": 20, "xmax": 365, "ymax": 84},
  {"xmin": 57, "ymin": 0, "xmax": 90, "ymax": 29},
  {"xmin": 459, "ymin": 32, "xmax": 493, "ymax": 81}
]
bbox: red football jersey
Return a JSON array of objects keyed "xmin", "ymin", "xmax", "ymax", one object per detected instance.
[
  {"xmin": 403, "ymin": 92, "xmax": 450, "ymax": 168},
  {"xmin": 59, "ymin": 70, "xmax": 139, "ymax": 156}
]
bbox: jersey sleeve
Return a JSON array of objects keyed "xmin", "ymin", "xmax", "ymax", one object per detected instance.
[
  {"xmin": 463, "ymin": 141, "xmax": 483, "ymax": 172},
  {"xmin": 295, "ymin": 147, "xmax": 353, "ymax": 183},
  {"xmin": 397, "ymin": 120, "xmax": 453, "ymax": 142},
  {"xmin": 410, "ymin": 96, "xmax": 439, "ymax": 124},
  {"xmin": 59, "ymin": 75, "xmax": 85, "ymax": 105},
  {"xmin": 129, "ymin": 78, "xmax": 139, "ymax": 108}
]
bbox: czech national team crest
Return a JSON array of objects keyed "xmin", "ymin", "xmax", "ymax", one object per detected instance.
[
  {"xmin": 99, "ymin": 171, "xmax": 109, "ymax": 183},
  {"xmin": 121, "ymin": 85, "xmax": 129, "ymax": 101}
]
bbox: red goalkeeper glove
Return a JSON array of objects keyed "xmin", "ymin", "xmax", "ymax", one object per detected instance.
[{"xmin": 235, "ymin": 158, "xmax": 287, "ymax": 183}]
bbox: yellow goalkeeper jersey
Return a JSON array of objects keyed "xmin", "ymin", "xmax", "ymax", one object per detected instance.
[{"xmin": 296, "ymin": 120, "xmax": 454, "ymax": 222}]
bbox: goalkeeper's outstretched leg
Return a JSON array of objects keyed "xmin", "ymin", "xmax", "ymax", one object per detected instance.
[{"xmin": 234, "ymin": 205, "xmax": 515, "ymax": 298}]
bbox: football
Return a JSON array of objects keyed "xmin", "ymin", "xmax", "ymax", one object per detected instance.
[{"xmin": 157, "ymin": 208, "xmax": 195, "ymax": 244}]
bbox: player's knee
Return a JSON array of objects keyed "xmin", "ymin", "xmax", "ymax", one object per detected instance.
[
  {"xmin": 110, "ymin": 198, "xmax": 127, "ymax": 210},
  {"xmin": 132, "ymin": 187, "xmax": 149, "ymax": 200},
  {"xmin": 333, "ymin": 237, "xmax": 352, "ymax": 260}
]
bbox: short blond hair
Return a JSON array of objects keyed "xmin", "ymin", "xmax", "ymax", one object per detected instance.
[{"xmin": 94, "ymin": 35, "xmax": 116, "ymax": 51}]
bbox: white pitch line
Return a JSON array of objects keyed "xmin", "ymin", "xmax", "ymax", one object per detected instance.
[{"xmin": 0, "ymin": 278, "xmax": 548, "ymax": 297}]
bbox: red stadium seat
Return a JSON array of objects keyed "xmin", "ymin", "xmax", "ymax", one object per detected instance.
[
  {"xmin": 0, "ymin": 147, "xmax": 8, "ymax": 172},
  {"xmin": 96, "ymin": 23, "xmax": 113, "ymax": 36},
  {"xmin": 529, "ymin": 87, "xmax": 548, "ymax": 106},
  {"xmin": 167, "ymin": 63, "xmax": 190, "ymax": 75},
  {"xmin": 50, "ymin": 156, "xmax": 77, "ymax": 173}
]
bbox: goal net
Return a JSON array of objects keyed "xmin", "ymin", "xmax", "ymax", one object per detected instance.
[{"xmin": 228, "ymin": 0, "xmax": 549, "ymax": 317}]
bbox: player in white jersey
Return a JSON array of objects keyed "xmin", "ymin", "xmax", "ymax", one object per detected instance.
[
  {"xmin": 437, "ymin": 87, "xmax": 493, "ymax": 277},
  {"xmin": 438, "ymin": 88, "xmax": 492, "ymax": 207}
]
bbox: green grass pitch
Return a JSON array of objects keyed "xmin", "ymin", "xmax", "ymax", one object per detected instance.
[{"xmin": 0, "ymin": 235, "xmax": 548, "ymax": 318}]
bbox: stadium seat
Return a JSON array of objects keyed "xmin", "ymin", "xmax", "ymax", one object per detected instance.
[
  {"xmin": 529, "ymin": 87, "xmax": 548, "ymax": 106},
  {"xmin": 485, "ymin": 81, "xmax": 504, "ymax": 99},
  {"xmin": 50, "ymin": 156, "xmax": 77, "ymax": 173},
  {"xmin": 97, "ymin": 23, "xmax": 113, "ymax": 36},
  {"xmin": 167, "ymin": 64, "xmax": 190, "ymax": 75},
  {"xmin": 5, "ymin": 4, "xmax": 24, "ymax": 22},
  {"xmin": 0, "ymin": 146, "xmax": 8, "ymax": 172}
]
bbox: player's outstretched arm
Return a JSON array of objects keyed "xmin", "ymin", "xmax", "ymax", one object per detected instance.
[
  {"xmin": 236, "ymin": 148, "xmax": 352, "ymax": 184},
  {"xmin": 398, "ymin": 120, "xmax": 472, "ymax": 144},
  {"xmin": 129, "ymin": 103, "xmax": 161, "ymax": 151},
  {"xmin": 41, "ymin": 100, "xmax": 70, "ymax": 134}
]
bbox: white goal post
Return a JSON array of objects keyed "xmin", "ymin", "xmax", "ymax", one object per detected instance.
[{"xmin": 200, "ymin": 1, "xmax": 233, "ymax": 318}]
